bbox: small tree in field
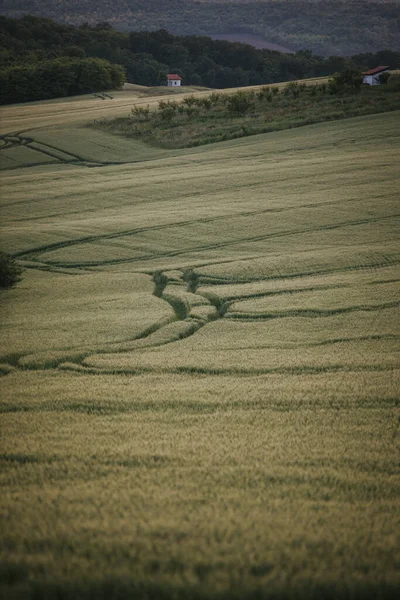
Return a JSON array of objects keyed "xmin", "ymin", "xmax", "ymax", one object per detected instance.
[
  {"xmin": 131, "ymin": 104, "xmax": 151, "ymax": 120},
  {"xmin": 0, "ymin": 252, "xmax": 23, "ymax": 289},
  {"xmin": 226, "ymin": 91, "xmax": 254, "ymax": 116},
  {"xmin": 328, "ymin": 69, "xmax": 363, "ymax": 94}
]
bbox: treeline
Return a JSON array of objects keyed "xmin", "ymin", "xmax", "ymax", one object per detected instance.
[
  {"xmin": 1, "ymin": 0, "xmax": 399, "ymax": 56},
  {"xmin": 0, "ymin": 57, "xmax": 125, "ymax": 105},
  {"xmin": 1, "ymin": 16, "xmax": 400, "ymax": 104}
]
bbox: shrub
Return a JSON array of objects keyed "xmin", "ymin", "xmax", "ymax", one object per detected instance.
[
  {"xmin": 157, "ymin": 99, "xmax": 178, "ymax": 122},
  {"xmin": 199, "ymin": 97, "xmax": 212, "ymax": 110},
  {"xmin": 258, "ymin": 87, "xmax": 273, "ymax": 102},
  {"xmin": 0, "ymin": 252, "xmax": 23, "ymax": 289},
  {"xmin": 131, "ymin": 105, "xmax": 151, "ymax": 120},
  {"xmin": 184, "ymin": 105, "xmax": 199, "ymax": 118},
  {"xmin": 183, "ymin": 96, "xmax": 197, "ymax": 107},
  {"xmin": 209, "ymin": 92, "xmax": 223, "ymax": 105},
  {"xmin": 257, "ymin": 86, "xmax": 269, "ymax": 98},
  {"xmin": 226, "ymin": 91, "xmax": 254, "ymax": 116},
  {"xmin": 328, "ymin": 69, "xmax": 363, "ymax": 94},
  {"xmin": 286, "ymin": 81, "xmax": 301, "ymax": 98}
]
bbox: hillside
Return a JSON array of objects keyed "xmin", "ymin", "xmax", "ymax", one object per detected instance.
[
  {"xmin": 1, "ymin": 0, "xmax": 400, "ymax": 56},
  {"xmin": 0, "ymin": 82, "xmax": 399, "ymax": 597},
  {"xmin": 95, "ymin": 77, "xmax": 400, "ymax": 149},
  {"xmin": 2, "ymin": 16, "xmax": 400, "ymax": 105}
]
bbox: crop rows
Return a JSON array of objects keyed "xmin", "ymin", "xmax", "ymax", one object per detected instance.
[{"xmin": 0, "ymin": 103, "xmax": 399, "ymax": 599}]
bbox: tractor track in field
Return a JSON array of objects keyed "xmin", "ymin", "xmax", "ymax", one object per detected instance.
[
  {"xmin": 2, "ymin": 114, "xmax": 399, "ymax": 377},
  {"xmin": 3, "ymin": 260, "xmax": 398, "ymax": 376},
  {"xmin": 50, "ymin": 363, "xmax": 400, "ymax": 378},
  {"xmin": 13, "ymin": 213, "xmax": 400, "ymax": 267},
  {"xmin": 0, "ymin": 134, "xmax": 128, "ymax": 169},
  {"xmin": 6, "ymin": 188, "xmax": 396, "ymax": 221},
  {"xmin": 226, "ymin": 300, "xmax": 400, "ymax": 320},
  {"xmin": 0, "ymin": 268, "xmax": 214, "ymax": 372}
]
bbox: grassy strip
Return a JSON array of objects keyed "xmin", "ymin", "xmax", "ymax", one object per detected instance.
[{"xmin": 93, "ymin": 79, "xmax": 400, "ymax": 149}]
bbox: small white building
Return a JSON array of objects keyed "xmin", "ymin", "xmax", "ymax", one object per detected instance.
[
  {"xmin": 167, "ymin": 74, "xmax": 182, "ymax": 87},
  {"xmin": 362, "ymin": 66, "xmax": 390, "ymax": 86}
]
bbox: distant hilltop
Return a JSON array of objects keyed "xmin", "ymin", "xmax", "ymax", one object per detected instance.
[
  {"xmin": 2, "ymin": 16, "xmax": 399, "ymax": 105},
  {"xmin": 210, "ymin": 33, "xmax": 295, "ymax": 54},
  {"xmin": 1, "ymin": 0, "xmax": 400, "ymax": 56}
]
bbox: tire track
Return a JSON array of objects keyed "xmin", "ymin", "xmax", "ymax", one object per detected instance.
[
  {"xmin": 14, "ymin": 213, "xmax": 400, "ymax": 266},
  {"xmin": 191, "ymin": 255, "xmax": 400, "ymax": 285},
  {"xmin": 7, "ymin": 189, "xmax": 396, "ymax": 223},
  {"xmin": 0, "ymin": 134, "xmax": 125, "ymax": 170},
  {"xmin": 226, "ymin": 300, "xmax": 400, "ymax": 320},
  {"xmin": 59, "ymin": 363, "xmax": 398, "ymax": 377}
]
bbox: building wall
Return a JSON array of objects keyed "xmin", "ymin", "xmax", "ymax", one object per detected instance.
[
  {"xmin": 363, "ymin": 72, "xmax": 388, "ymax": 86},
  {"xmin": 168, "ymin": 80, "xmax": 181, "ymax": 87}
]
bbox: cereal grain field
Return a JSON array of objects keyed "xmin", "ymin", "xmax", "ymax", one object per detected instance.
[{"xmin": 0, "ymin": 89, "xmax": 399, "ymax": 599}]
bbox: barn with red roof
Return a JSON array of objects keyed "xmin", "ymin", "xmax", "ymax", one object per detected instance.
[
  {"xmin": 167, "ymin": 74, "xmax": 182, "ymax": 87},
  {"xmin": 362, "ymin": 66, "xmax": 390, "ymax": 86}
]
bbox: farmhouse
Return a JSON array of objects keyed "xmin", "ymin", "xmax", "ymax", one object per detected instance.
[
  {"xmin": 167, "ymin": 74, "xmax": 182, "ymax": 87},
  {"xmin": 362, "ymin": 66, "xmax": 390, "ymax": 86}
]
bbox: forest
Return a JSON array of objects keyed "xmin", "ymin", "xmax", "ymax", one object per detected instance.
[
  {"xmin": 1, "ymin": 0, "xmax": 399, "ymax": 56},
  {"xmin": 1, "ymin": 16, "xmax": 399, "ymax": 104}
]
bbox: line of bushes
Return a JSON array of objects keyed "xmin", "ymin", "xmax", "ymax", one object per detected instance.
[{"xmin": 94, "ymin": 73, "xmax": 400, "ymax": 148}]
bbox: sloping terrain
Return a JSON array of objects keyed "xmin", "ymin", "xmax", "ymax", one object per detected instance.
[
  {"xmin": 1, "ymin": 0, "xmax": 399, "ymax": 55},
  {"xmin": 0, "ymin": 90, "xmax": 399, "ymax": 598}
]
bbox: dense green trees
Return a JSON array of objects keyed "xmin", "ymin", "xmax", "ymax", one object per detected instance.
[
  {"xmin": 1, "ymin": 1, "xmax": 399, "ymax": 56},
  {"xmin": 328, "ymin": 69, "xmax": 363, "ymax": 94},
  {"xmin": 0, "ymin": 56, "xmax": 125, "ymax": 104},
  {"xmin": 1, "ymin": 16, "xmax": 399, "ymax": 104}
]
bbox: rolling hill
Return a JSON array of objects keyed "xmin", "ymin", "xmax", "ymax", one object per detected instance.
[
  {"xmin": 0, "ymin": 84, "xmax": 399, "ymax": 599},
  {"xmin": 1, "ymin": 0, "xmax": 400, "ymax": 55}
]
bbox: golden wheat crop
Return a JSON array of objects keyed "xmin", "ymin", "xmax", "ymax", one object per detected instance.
[{"xmin": 0, "ymin": 95, "xmax": 399, "ymax": 599}]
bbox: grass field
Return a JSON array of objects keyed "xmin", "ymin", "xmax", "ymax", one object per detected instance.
[{"xmin": 0, "ymin": 86, "xmax": 399, "ymax": 599}]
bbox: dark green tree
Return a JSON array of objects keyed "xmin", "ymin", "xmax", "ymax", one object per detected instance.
[
  {"xmin": 0, "ymin": 252, "xmax": 23, "ymax": 289},
  {"xmin": 328, "ymin": 69, "xmax": 363, "ymax": 94},
  {"xmin": 226, "ymin": 91, "xmax": 254, "ymax": 116}
]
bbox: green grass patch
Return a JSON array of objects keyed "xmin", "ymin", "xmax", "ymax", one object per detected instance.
[{"xmin": 93, "ymin": 81, "xmax": 400, "ymax": 149}]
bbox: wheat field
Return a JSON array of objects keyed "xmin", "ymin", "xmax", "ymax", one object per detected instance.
[{"xmin": 0, "ymin": 88, "xmax": 399, "ymax": 599}]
